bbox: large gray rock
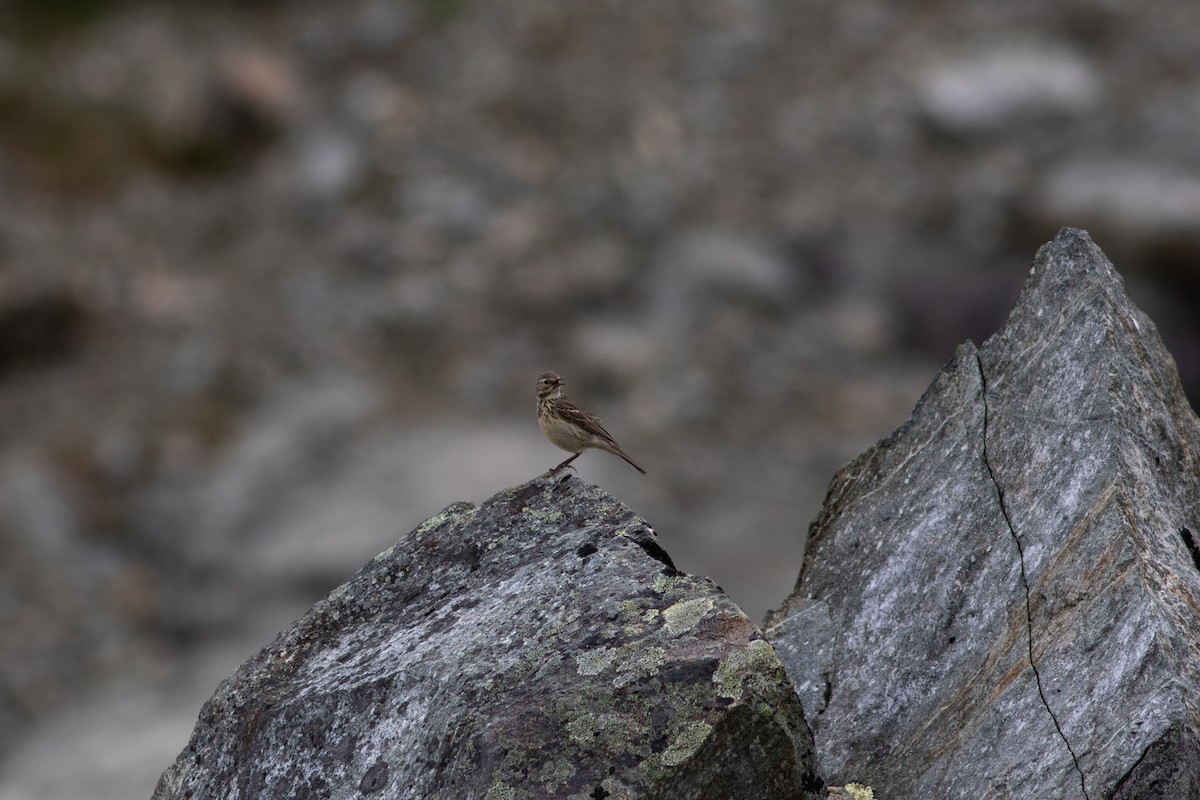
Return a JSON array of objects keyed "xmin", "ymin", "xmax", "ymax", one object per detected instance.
[
  {"xmin": 154, "ymin": 475, "xmax": 822, "ymax": 800},
  {"xmin": 767, "ymin": 228, "xmax": 1200, "ymax": 798}
]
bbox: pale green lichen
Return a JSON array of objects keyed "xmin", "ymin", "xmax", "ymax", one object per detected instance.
[
  {"xmin": 565, "ymin": 713, "xmax": 598, "ymax": 747},
  {"xmin": 413, "ymin": 501, "xmax": 476, "ymax": 536},
  {"xmin": 660, "ymin": 720, "xmax": 713, "ymax": 767},
  {"xmin": 651, "ymin": 573, "xmax": 683, "ymax": 595},
  {"xmin": 663, "ymin": 597, "xmax": 713, "ymax": 635},
  {"xmin": 611, "ymin": 646, "xmax": 664, "ymax": 688},
  {"xmin": 536, "ymin": 758, "xmax": 576, "ymax": 791},
  {"xmin": 714, "ymin": 638, "xmax": 779, "ymax": 699},
  {"xmin": 484, "ymin": 781, "xmax": 515, "ymax": 800},
  {"xmin": 620, "ymin": 599, "xmax": 660, "ymax": 623},
  {"xmin": 576, "ymin": 647, "xmax": 619, "ymax": 676},
  {"xmin": 413, "ymin": 515, "xmax": 447, "ymax": 535},
  {"xmin": 611, "ymin": 602, "xmax": 663, "ymax": 640},
  {"xmin": 368, "ymin": 541, "xmax": 400, "ymax": 564},
  {"xmin": 522, "ymin": 506, "xmax": 563, "ymax": 524},
  {"xmin": 565, "ymin": 711, "xmax": 648, "ymax": 753}
]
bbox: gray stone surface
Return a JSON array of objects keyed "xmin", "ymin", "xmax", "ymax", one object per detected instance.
[
  {"xmin": 154, "ymin": 475, "xmax": 822, "ymax": 800},
  {"xmin": 767, "ymin": 228, "xmax": 1200, "ymax": 798}
]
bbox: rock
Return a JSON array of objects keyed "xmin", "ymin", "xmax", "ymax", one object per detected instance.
[
  {"xmin": 917, "ymin": 44, "xmax": 1102, "ymax": 134},
  {"xmin": 767, "ymin": 228, "xmax": 1200, "ymax": 797},
  {"xmin": 153, "ymin": 476, "xmax": 823, "ymax": 800}
]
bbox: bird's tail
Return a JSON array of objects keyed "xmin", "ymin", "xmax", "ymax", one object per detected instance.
[{"xmin": 615, "ymin": 447, "xmax": 646, "ymax": 475}]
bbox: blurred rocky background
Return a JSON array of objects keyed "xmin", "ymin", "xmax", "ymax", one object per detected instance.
[{"xmin": 0, "ymin": 1, "xmax": 1197, "ymax": 798}]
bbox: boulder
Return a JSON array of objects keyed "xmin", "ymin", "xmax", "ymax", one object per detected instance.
[
  {"xmin": 767, "ymin": 228, "xmax": 1200, "ymax": 797},
  {"xmin": 154, "ymin": 476, "xmax": 822, "ymax": 800}
]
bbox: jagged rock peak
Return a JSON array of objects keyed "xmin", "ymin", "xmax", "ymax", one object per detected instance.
[{"xmin": 768, "ymin": 228, "xmax": 1200, "ymax": 799}]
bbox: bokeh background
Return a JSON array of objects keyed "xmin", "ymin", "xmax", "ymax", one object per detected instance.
[{"xmin": 1, "ymin": 1, "xmax": 1198, "ymax": 797}]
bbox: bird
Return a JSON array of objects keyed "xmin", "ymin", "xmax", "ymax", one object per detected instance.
[{"xmin": 535, "ymin": 371, "xmax": 646, "ymax": 475}]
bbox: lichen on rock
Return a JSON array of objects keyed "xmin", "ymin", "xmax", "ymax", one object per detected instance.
[{"xmin": 154, "ymin": 474, "xmax": 822, "ymax": 799}]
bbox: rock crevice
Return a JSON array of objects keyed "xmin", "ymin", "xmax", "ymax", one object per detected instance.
[{"xmin": 975, "ymin": 349, "xmax": 1090, "ymax": 800}]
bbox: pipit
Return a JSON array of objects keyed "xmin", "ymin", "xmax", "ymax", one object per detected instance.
[{"xmin": 536, "ymin": 371, "xmax": 646, "ymax": 475}]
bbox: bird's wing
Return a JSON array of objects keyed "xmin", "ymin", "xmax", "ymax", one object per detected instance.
[{"xmin": 554, "ymin": 398, "xmax": 617, "ymax": 444}]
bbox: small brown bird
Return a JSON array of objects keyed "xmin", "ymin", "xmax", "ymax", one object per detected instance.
[{"xmin": 536, "ymin": 371, "xmax": 646, "ymax": 475}]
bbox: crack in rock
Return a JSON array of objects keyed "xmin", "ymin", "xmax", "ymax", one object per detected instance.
[
  {"xmin": 975, "ymin": 352, "xmax": 1091, "ymax": 800},
  {"xmin": 1180, "ymin": 527, "xmax": 1200, "ymax": 574}
]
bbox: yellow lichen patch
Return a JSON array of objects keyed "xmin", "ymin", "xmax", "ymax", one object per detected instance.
[
  {"xmin": 413, "ymin": 502, "xmax": 476, "ymax": 536},
  {"xmin": 565, "ymin": 711, "xmax": 647, "ymax": 753},
  {"xmin": 663, "ymin": 597, "xmax": 713, "ymax": 635},
  {"xmin": 660, "ymin": 720, "xmax": 713, "ymax": 767},
  {"xmin": 612, "ymin": 646, "xmax": 664, "ymax": 688},
  {"xmin": 484, "ymin": 780, "xmax": 516, "ymax": 800},
  {"xmin": 414, "ymin": 515, "xmax": 448, "ymax": 535},
  {"xmin": 565, "ymin": 713, "xmax": 598, "ymax": 747},
  {"xmin": 652, "ymin": 572, "xmax": 687, "ymax": 595},
  {"xmin": 368, "ymin": 541, "xmax": 400, "ymax": 563},
  {"xmin": 522, "ymin": 506, "xmax": 563, "ymax": 523},
  {"xmin": 575, "ymin": 647, "xmax": 619, "ymax": 676}
]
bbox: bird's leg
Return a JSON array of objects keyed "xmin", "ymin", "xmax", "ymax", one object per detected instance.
[{"xmin": 547, "ymin": 452, "xmax": 581, "ymax": 475}]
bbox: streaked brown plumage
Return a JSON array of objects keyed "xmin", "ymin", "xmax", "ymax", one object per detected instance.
[{"xmin": 535, "ymin": 371, "xmax": 646, "ymax": 475}]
